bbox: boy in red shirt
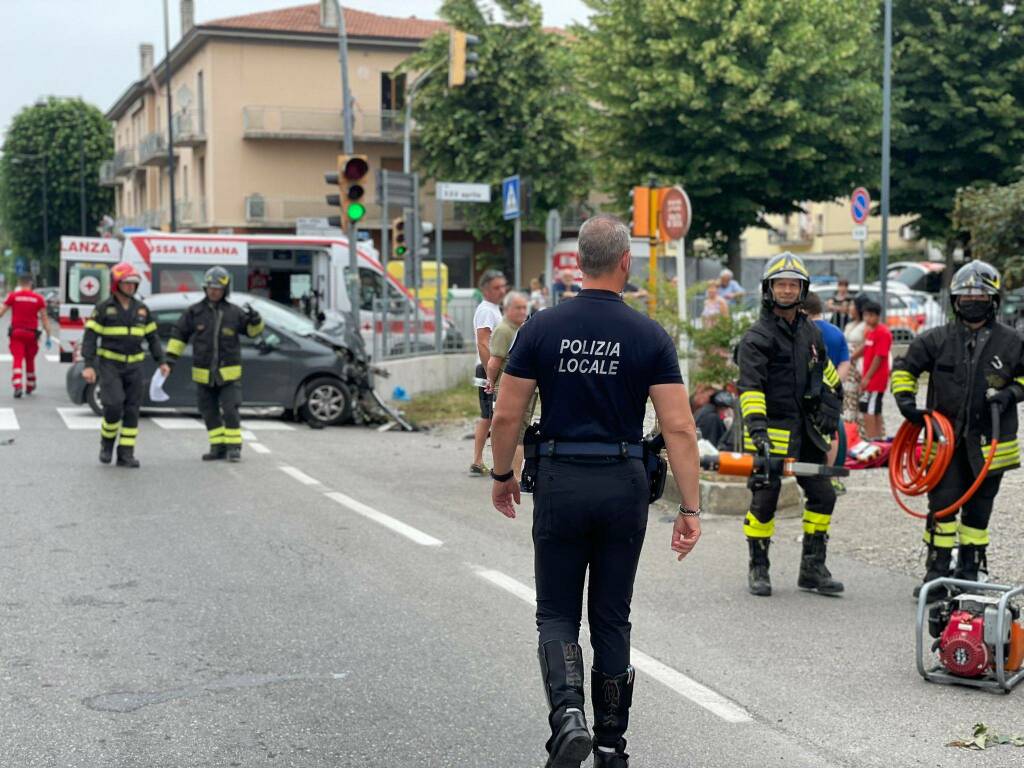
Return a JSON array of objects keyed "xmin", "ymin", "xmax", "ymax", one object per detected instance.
[
  {"xmin": 0, "ymin": 274, "xmax": 53, "ymax": 397},
  {"xmin": 859, "ymin": 299, "xmax": 892, "ymax": 439}
]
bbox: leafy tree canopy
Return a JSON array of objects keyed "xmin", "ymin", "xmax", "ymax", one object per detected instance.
[{"xmin": 954, "ymin": 174, "xmax": 1024, "ymax": 286}]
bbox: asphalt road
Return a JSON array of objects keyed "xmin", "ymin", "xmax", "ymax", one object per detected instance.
[{"xmin": 2, "ymin": 332, "xmax": 1024, "ymax": 767}]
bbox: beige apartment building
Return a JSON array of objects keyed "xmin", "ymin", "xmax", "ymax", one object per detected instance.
[{"xmin": 97, "ymin": 1, "xmax": 517, "ymax": 288}]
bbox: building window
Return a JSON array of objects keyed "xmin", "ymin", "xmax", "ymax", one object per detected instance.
[
  {"xmin": 381, "ymin": 72, "xmax": 406, "ymax": 113},
  {"xmin": 816, "ymin": 213, "xmax": 824, "ymax": 236},
  {"xmin": 197, "ymin": 70, "xmax": 205, "ymax": 132}
]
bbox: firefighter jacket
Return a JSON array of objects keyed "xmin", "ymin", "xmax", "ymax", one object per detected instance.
[
  {"xmin": 737, "ymin": 308, "xmax": 842, "ymax": 458},
  {"xmin": 166, "ymin": 299, "xmax": 265, "ymax": 386},
  {"xmin": 82, "ymin": 296, "xmax": 163, "ymax": 368},
  {"xmin": 891, "ymin": 319, "xmax": 1024, "ymax": 474}
]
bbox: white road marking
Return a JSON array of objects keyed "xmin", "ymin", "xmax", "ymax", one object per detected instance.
[
  {"xmin": 249, "ymin": 442, "xmax": 271, "ymax": 455},
  {"xmin": 150, "ymin": 417, "xmax": 205, "ymax": 430},
  {"xmin": 324, "ymin": 491, "xmax": 443, "ymax": 547},
  {"xmin": 241, "ymin": 429, "xmax": 257, "ymax": 441},
  {"xmin": 0, "ymin": 354, "xmax": 10, "ymax": 362},
  {"xmin": 45, "ymin": 355, "xmax": 60, "ymax": 363},
  {"xmin": 473, "ymin": 568, "xmax": 753, "ymax": 724},
  {"xmin": 241, "ymin": 421, "xmax": 294, "ymax": 431},
  {"xmin": 278, "ymin": 465, "xmax": 322, "ymax": 486},
  {"xmin": 0, "ymin": 408, "xmax": 19, "ymax": 431},
  {"xmin": 56, "ymin": 407, "xmax": 100, "ymax": 430}
]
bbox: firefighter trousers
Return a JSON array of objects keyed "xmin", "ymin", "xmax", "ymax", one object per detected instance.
[
  {"xmin": 98, "ymin": 360, "xmax": 143, "ymax": 448},
  {"xmin": 744, "ymin": 439, "xmax": 836, "ymax": 539},
  {"xmin": 8, "ymin": 328, "xmax": 39, "ymax": 392},
  {"xmin": 925, "ymin": 443, "xmax": 1003, "ymax": 549},
  {"xmin": 197, "ymin": 381, "xmax": 242, "ymax": 448}
]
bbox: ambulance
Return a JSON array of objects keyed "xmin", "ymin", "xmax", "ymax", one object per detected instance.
[{"xmin": 58, "ymin": 232, "xmax": 444, "ymax": 362}]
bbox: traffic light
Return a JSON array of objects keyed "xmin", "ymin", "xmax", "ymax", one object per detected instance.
[
  {"xmin": 629, "ymin": 186, "xmax": 650, "ymax": 237},
  {"xmin": 392, "ymin": 216, "xmax": 406, "ymax": 260},
  {"xmin": 418, "ymin": 220, "xmax": 434, "ymax": 258},
  {"xmin": 403, "ymin": 207, "xmax": 420, "ymax": 288},
  {"xmin": 449, "ymin": 29, "xmax": 480, "ymax": 88},
  {"xmin": 325, "ymin": 154, "xmax": 372, "ymax": 229}
]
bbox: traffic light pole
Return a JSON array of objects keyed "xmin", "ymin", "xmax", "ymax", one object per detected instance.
[
  {"xmin": 334, "ymin": 0, "xmax": 360, "ymax": 328},
  {"xmin": 435, "ymin": 195, "xmax": 444, "ymax": 353}
]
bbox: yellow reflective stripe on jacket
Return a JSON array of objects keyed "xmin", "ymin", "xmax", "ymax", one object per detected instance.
[
  {"xmin": 246, "ymin": 319, "xmax": 265, "ymax": 337},
  {"xmin": 924, "ymin": 520, "xmax": 958, "ymax": 548},
  {"xmin": 982, "ymin": 439, "xmax": 1020, "ymax": 471},
  {"xmin": 98, "ymin": 348, "xmax": 145, "ymax": 363},
  {"xmin": 142, "ymin": 322, "xmax": 157, "ymax": 335},
  {"xmin": 958, "ymin": 522, "xmax": 990, "ymax": 546},
  {"xmin": 220, "ymin": 365, "xmax": 242, "ymax": 382},
  {"xmin": 890, "ymin": 370, "xmax": 918, "ymax": 395},
  {"xmin": 85, "ymin": 319, "xmax": 105, "ymax": 334},
  {"xmin": 742, "ymin": 427, "xmax": 790, "ymax": 456},
  {"xmin": 1015, "ymin": 376, "xmax": 1024, "ymax": 388},
  {"xmin": 823, "ymin": 360, "xmax": 840, "ymax": 388},
  {"xmin": 192, "ymin": 367, "xmax": 211, "ymax": 384},
  {"xmin": 802, "ymin": 510, "xmax": 832, "ymax": 535},
  {"xmin": 167, "ymin": 338, "xmax": 186, "ymax": 357},
  {"xmin": 86, "ymin": 323, "xmax": 154, "ymax": 336},
  {"xmin": 744, "ymin": 512, "xmax": 775, "ymax": 539},
  {"xmin": 739, "ymin": 390, "xmax": 767, "ymax": 418}
]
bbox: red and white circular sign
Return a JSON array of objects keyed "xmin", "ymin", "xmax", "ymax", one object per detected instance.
[
  {"xmin": 79, "ymin": 275, "xmax": 100, "ymax": 297},
  {"xmin": 660, "ymin": 186, "xmax": 692, "ymax": 241}
]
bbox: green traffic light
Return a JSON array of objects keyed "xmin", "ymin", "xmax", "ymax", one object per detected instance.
[
  {"xmin": 347, "ymin": 202, "xmax": 366, "ymax": 222},
  {"xmin": 396, "ymin": 245, "xmax": 407, "ymax": 256}
]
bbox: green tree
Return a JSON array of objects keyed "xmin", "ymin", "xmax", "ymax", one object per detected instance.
[
  {"xmin": 890, "ymin": 1, "xmax": 1024, "ymax": 258},
  {"xmin": 954, "ymin": 176, "xmax": 1024, "ymax": 286},
  {"xmin": 403, "ymin": 0, "xmax": 588, "ymax": 249},
  {"xmin": 576, "ymin": 0, "xmax": 880, "ymax": 274},
  {"xmin": 0, "ymin": 97, "xmax": 114, "ymax": 277}
]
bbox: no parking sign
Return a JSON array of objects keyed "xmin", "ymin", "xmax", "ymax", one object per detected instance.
[{"xmin": 850, "ymin": 187, "xmax": 871, "ymax": 225}]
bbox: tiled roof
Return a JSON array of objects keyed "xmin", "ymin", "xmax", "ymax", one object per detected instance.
[{"xmin": 203, "ymin": 3, "xmax": 446, "ymax": 41}]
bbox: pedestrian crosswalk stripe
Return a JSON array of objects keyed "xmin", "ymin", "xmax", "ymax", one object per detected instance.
[
  {"xmin": 249, "ymin": 442, "xmax": 271, "ymax": 454},
  {"xmin": 0, "ymin": 408, "xmax": 19, "ymax": 431},
  {"xmin": 56, "ymin": 407, "xmax": 101, "ymax": 430},
  {"xmin": 0, "ymin": 354, "xmax": 59, "ymax": 363},
  {"xmin": 149, "ymin": 417, "xmax": 204, "ymax": 430}
]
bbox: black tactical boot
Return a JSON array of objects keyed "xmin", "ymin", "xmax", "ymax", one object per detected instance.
[
  {"xmin": 202, "ymin": 445, "xmax": 227, "ymax": 461},
  {"xmin": 747, "ymin": 538, "xmax": 772, "ymax": 597},
  {"xmin": 798, "ymin": 533, "xmax": 844, "ymax": 595},
  {"xmin": 115, "ymin": 446, "xmax": 140, "ymax": 468},
  {"xmin": 226, "ymin": 446, "xmax": 242, "ymax": 463},
  {"xmin": 99, "ymin": 437, "xmax": 115, "ymax": 465},
  {"xmin": 539, "ymin": 640, "xmax": 592, "ymax": 768},
  {"xmin": 913, "ymin": 546, "xmax": 953, "ymax": 601},
  {"xmin": 592, "ymin": 667, "xmax": 634, "ymax": 767},
  {"xmin": 954, "ymin": 544, "xmax": 987, "ymax": 585}
]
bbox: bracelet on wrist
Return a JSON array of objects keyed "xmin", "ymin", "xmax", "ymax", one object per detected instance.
[
  {"xmin": 678, "ymin": 504, "xmax": 701, "ymax": 518},
  {"xmin": 491, "ymin": 468, "xmax": 515, "ymax": 482}
]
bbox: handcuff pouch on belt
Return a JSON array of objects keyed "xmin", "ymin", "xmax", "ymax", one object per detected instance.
[{"xmin": 643, "ymin": 433, "xmax": 667, "ymax": 504}]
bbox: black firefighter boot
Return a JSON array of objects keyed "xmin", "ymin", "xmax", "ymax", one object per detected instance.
[
  {"xmin": 913, "ymin": 545, "xmax": 953, "ymax": 600},
  {"xmin": 202, "ymin": 444, "xmax": 227, "ymax": 461},
  {"xmin": 747, "ymin": 538, "xmax": 772, "ymax": 597},
  {"xmin": 954, "ymin": 544, "xmax": 988, "ymax": 585},
  {"xmin": 538, "ymin": 640, "xmax": 592, "ymax": 768},
  {"xmin": 591, "ymin": 667, "xmax": 634, "ymax": 768},
  {"xmin": 798, "ymin": 532, "xmax": 844, "ymax": 595},
  {"xmin": 226, "ymin": 446, "xmax": 242, "ymax": 463},
  {"xmin": 116, "ymin": 445, "xmax": 140, "ymax": 469},
  {"xmin": 99, "ymin": 437, "xmax": 115, "ymax": 465}
]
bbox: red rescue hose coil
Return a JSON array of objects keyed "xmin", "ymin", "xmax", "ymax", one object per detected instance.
[{"xmin": 888, "ymin": 411, "xmax": 997, "ymax": 520}]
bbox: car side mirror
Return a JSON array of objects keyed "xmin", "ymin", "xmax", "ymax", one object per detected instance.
[
  {"xmin": 258, "ymin": 333, "xmax": 281, "ymax": 354},
  {"xmin": 70, "ymin": 307, "xmax": 80, "ymax": 321}
]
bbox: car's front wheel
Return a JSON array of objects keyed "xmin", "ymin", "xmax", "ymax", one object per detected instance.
[
  {"xmin": 299, "ymin": 377, "xmax": 353, "ymax": 427},
  {"xmin": 85, "ymin": 382, "xmax": 103, "ymax": 416}
]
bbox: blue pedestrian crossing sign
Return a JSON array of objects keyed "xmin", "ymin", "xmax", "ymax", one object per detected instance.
[{"xmin": 502, "ymin": 175, "xmax": 520, "ymax": 221}]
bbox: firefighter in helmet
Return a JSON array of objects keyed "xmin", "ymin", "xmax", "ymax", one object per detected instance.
[
  {"xmin": 891, "ymin": 260, "xmax": 1024, "ymax": 597},
  {"xmin": 165, "ymin": 267, "xmax": 264, "ymax": 461},
  {"xmin": 736, "ymin": 252, "xmax": 845, "ymax": 597},
  {"xmin": 81, "ymin": 262, "xmax": 168, "ymax": 467}
]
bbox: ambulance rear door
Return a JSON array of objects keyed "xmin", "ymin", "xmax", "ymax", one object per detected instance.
[{"xmin": 58, "ymin": 236, "xmax": 121, "ymax": 362}]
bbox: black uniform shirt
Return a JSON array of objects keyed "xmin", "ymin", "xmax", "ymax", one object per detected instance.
[{"xmin": 504, "ymin": 289, "xmax": 682, "ymax": 443}]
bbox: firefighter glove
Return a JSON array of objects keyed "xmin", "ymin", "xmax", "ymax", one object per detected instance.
[
  {"xmin": 817, "ymin": 391, "xmax": 842, "ymax": 435},
  {"xmin": 748, "ymin": 427, "xmax": 772, "ymax": 454},
  {"xmin": 986, "ymin": 386, "xmax": 1017, "ymax": 414},
  {"xmin": 896, "ymin": 394, "xmax": 927, "ymax": 426}
]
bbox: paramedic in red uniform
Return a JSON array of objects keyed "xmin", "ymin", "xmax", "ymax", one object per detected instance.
[{"xmin": 0, "ymin": 274, "xmax": 52, "ymax": 397}]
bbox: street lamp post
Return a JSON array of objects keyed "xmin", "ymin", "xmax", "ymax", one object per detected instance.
[{"xmin": 880, "ymin": 0, "xmax": 893, "ymax": 320}]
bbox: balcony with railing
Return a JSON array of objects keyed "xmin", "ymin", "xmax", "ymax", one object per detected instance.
[
  {"xmin": 242, "ymin": 106, "xmax": 405, "ymax": 142},
  {"xmin": 112, "ymin": 146, "xmax": 137, "ymax": 176},
  {"xmin": 138, "ymin": 132, "xmax": 173, "ymax": 167},
  {"xmin": 175, "ymin": 198, "xmax": 207, "ymax": 227},
  {"xmin": 99, "ymin": 160, "xmax": 120, "ymax": 187},
  {"xmin": 172, "ymin": 109, "xmax": 206, "ymax": 147}
]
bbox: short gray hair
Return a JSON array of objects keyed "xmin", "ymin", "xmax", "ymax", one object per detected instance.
[
  {"xmin": 503, "ymin": 290, "xmax": 528, "ymax": 309},
  {"xmin": 720, "ymin": 268, "xmax": 733, "ymax": 279},
  {"xmin": 578, "ymin": 215, "xmax": 630, "ymax": 277},
  {"xmin": 478, "ymin": 269, "xmax": 506, "ymax": 290}
]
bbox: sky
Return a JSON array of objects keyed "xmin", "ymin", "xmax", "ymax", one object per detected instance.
[{"xmin": 0, "ymin": 0, "xmax": 592, "ymax": 141}]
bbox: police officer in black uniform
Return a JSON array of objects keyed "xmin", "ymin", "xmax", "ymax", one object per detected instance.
[
  {"xmin": 891, "ymin": 261, "xmax": 1024, "ymax": 597},
  {"xmin": 81, "ymin": 261, "xmax": 168, "ymax": 468},
  {"xmin": 491, "ymin": 215, "xmax": 702, "ymax": 768},
  {"xmin": 737, "ymin": 252, "xmax": 844, "ymax": 597},
  {"xmin": 165, "ymin": 267, "xmax": 264, "ymax": 462}
]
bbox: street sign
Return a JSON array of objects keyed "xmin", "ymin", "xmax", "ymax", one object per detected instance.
[
  {"xmin": 14, "ymin": 256, "xmax": 26, "ymax": 275},
  {"xmin": 436, "ymin": 182, "xmax": 491, "ymax": 203},
  {"xmin": 376, "ymin": 170, "xmax": 417, "ymax": 208},
  {"xmin": 545, "ymin": 209, "xmax": 562, "ymax": 250},
  {"xmin": 851, "ymin": 187, "xmax": 871, "ymax": 225},
  {"xmin": 660, "ymin": 186, "xmax": 692, "ymax": 241},
  {"xmin": 30, "ymin": 259, "xmax": 40, "ymax": 275},
  {"xmin": 502, "ymin": 175, "xmax": 520, "ymax": 220},
  {"xmin": 852, "ymin": 224, "xmax": 868, "ymax": 241}
]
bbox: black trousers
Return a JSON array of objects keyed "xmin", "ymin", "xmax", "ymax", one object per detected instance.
[
  {"xmin": 925, "ymin": 442, "xmax": 1003, "ymax": 548},
  {"xmin": 745, "ymin": 439, "xmax": 836, "ymax": 538},
  {"xmin": 98, "ymin": 360, "xmax": 143, "ymax": 447},
  {"xmin": 533, "ymin": 457, "xmax": 648, "ymax": 675},
  {"xmin": 197, "ymin": 381, "xmax": 242, "ymax": 447}
]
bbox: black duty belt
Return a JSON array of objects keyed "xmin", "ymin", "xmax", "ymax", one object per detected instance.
[{"xmin": 525, "ymin": 440, "xmax": 644, "ymax": 460}]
